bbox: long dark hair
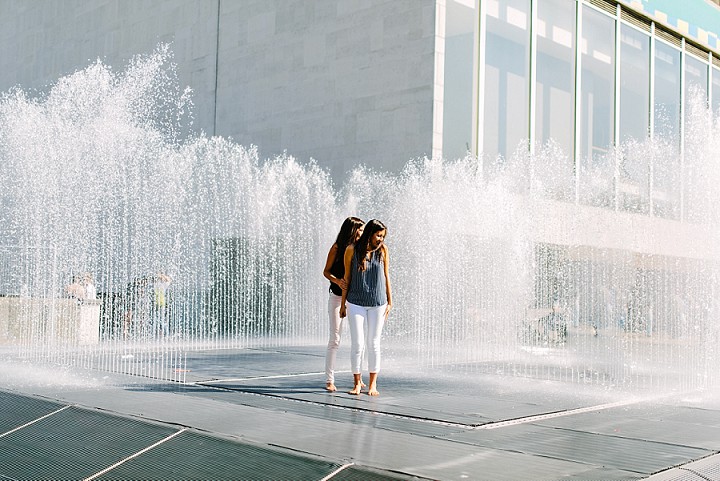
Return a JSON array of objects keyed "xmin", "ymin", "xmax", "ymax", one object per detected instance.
[
  {"xmin": 331, "ymin": 216, "xmax": 364, "ymax": 271},
  {"xmin": 355, "ymin": 219, "xmax": 386, "ymax": 271}
]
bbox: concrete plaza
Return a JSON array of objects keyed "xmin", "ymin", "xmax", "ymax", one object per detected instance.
[{"xmin": 1, "ymin": 345, "xmax": 719, "ymax": 480}]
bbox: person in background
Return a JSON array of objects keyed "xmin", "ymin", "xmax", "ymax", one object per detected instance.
[
  {"xmin": 66, "ymin": 275, "xmax": 85, "ymax": 302},
  {"xmin": 153, "ymin": 272, "xmax": 172, "ymax": 337},
  {"xmin": 124, "ymin": 276, "xmax": 149, "ymax": 339},
  {"xmin": 83, "ymin": 272, "xmax": 96, "ymax": 301},
  {"xmin": 322, "ymin": 217, "xmax": 364, "ymax": 392},
  {"xmin": 340, "ymin": 219, "xmax": 392, "ymax": 396}
]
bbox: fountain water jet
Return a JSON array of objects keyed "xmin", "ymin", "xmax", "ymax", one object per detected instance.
[{"xmin": 0, "ymin": 45, "xmax": 718, "ymax": 391}]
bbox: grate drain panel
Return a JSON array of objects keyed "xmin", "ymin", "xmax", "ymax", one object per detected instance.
[
  {"xmin": 330, "ymin": 464, "xmax": 431, "ymax": 480},
  {"xmin": 0, "ymin": 389, "xmax": 66, "ymax": 434},
  {"xmin": 0, "ymin": 405, "xmax": 178, "ymax": 480},
  {"xmin": 95, "ymin": 429, "xmax": 341, "ymax": 480}
]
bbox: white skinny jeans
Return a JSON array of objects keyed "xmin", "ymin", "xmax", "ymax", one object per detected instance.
[
  {"xmin": 347, "ymin": 302, "xmax": 387, "ymax": 374},
  {"xmin": 325, "ymin": 293, "xmax": 343, "ymax": 383}
]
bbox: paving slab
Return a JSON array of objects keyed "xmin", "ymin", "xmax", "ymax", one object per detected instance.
[
  {"xmin": 448, "ymin": 423, "xmax": 711, "ymax": 475},
  {"xmin": 535, "ymin": 405, "xmax": 720, "ymax": 450}
]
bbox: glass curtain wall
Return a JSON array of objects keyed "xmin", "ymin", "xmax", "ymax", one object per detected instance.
[
  {"xmin": 534, "ymin": 0, "xmax": 575, "ymax": 200},
  {"xmin": 578, "ymin": 5, "xmax": 616, "ymax": 208},
  {"xmin": 684, "ymin": 54, "xmax": 710, "ymax": 223},
  {"xmin": 713, "ymin": 64, "xmax": 720, "ymax": 115},
  {"xmin": 685, "ymin": 55, "xmax": 709, "ymax": 102},
  {"xmin": 653, "ymin": 40, "xmax": 682, "ymax": 219},
  {"xmin": 618, "ymin": 24, "xmax": 651, "ymax": 214},
  {"xmin": 458, "ymin": 0, "xmax": 716, "ymax": 221},
  {"xmin": 442, "ymin": 0, "xmax": 477, "ymax": 162},
  {"xmin": 483, "ymin": 0, "xmax": 530, "ymax": 164}
]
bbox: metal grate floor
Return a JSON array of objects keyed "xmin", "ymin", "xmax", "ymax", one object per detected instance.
[{"xmin": 0, "ymin": 389, "xmax": 423, "ymax": 480}]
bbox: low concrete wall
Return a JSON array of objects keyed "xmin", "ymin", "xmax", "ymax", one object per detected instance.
[
  {"xmin": 0, "ymin": 298, "xmax": 100, "ymax": 346},
  {"xmin": 526, "ymin": 196, "xmax": 720, "ymax": 261}
]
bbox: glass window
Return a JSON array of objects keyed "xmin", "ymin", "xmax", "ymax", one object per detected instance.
[
  {"xmin": 684, "ymin": 54, "xmax": 709, "ymax": 224},
  {"xmin": 534, "ymin": 0, "xmax": 575, "ymax": 201},
  {"xmin": 712, "ymin": 66, "xmax": 720, "ymax": 116},
  {"xmin": 535, "ymin": 0, "xmax": 574, "ymax": 155},
  {"xmin": 652, "ymin": 40, "xmax": 681, "ymax": 220},
  {"xmin": 619, "ymin": 26, "xmax": 650, "ymax": 144},
  {"xmin": 685, "ymin": 55, "xmax": 708, "ymax": 105},
  {"xmin": 443, "ymin": 0, "xmax": 477, "ymax": 162},
  {"xmin": 618, "ymin": 24, "xmax": 650, "ymax": 214},
  {"xmin": 579, "ymin": 6, "xmax": 615, "ymax": 208},
  {"xmin": 483, "ymin": 0, "xmax": 530, "ymax": 165}
]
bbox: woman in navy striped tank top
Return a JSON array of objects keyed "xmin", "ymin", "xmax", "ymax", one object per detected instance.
[
  {"xmin": 322, "ymin": 217, "xmax": 364, "ymax": 392},
  {"xmin": 339, "ymin": 219, "xmax": 393, "ymax": 396}
]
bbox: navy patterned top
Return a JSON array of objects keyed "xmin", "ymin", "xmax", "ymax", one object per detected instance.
[{"xmin": 346, "ymin": 249, "xmax": 387, "ymax": 307}]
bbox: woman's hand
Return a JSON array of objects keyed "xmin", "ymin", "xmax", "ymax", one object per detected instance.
[
  {"xmin": 335, "ymin": 278, "xmax": 347, "ymax": 290},
  {"xmin": 384, "ymin": 303, "xmax": 392, "ymax": 320},
  {"xmin": 339, "ymin": 304, "xmax": 347, "ymax": 318}
]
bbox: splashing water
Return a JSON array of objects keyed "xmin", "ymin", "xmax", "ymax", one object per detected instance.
[{"xmin": 0, "ymin": 45, "xmax": 718, "ymax": 391}]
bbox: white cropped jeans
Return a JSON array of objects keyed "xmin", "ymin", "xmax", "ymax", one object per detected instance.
[
  {"xmin": 347, "ymin": 302, "xmax": 387, "ymax": 374},
  {"xmin": 325, "ymin": 293, "xmax": 344, "ymax": 383}
]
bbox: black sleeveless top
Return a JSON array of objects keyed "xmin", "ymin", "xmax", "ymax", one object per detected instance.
[{"xmin": 329, "ymin": 244, "xmax": 345, "ymax": 296}]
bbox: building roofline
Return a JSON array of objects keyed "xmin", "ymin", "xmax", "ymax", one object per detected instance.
[{"xmin": 616, "ymin": 0, "xmax": 720, "ymax": 56}]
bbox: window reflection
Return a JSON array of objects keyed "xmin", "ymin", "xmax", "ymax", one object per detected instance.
[
  {"xmin": 579, "ymin": 6, "xmax": 616, "ymax": 208},
  {"xmin": 484, "ymin": 0, "xmax": 530, "ymax": 165},
  {"xmin": 535, "ymin": 0, "xmax": 575, "ymax": 201},
  {"xmin": 442, "ymin": 0, "xmax": 476, "ymax": 162},
  {"xmin": 712, "ymin": 66, "xmax": 720, "ymax": 115},
  {"xmin": 685, "ymin": 55, "xmax": 708, "ymax": 102},
  {"xmin": 471, "ymin": 0, "xmax": 717, "ymax": 222},
  {"xmin": 653, "ymin": 40, "xmax": 681, "ymax": 220},
  {"xmin": 618, "ymin": 24, "xmax": 651, "ymax": 214},
  {"xmin": 684, "ymin": 55, "xmax": 709, "ymax": 224}
]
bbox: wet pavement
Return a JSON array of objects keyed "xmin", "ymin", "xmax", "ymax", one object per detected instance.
[{"xmin": 1, "ymin": 345, "xmax": 719, "ymax": 480}]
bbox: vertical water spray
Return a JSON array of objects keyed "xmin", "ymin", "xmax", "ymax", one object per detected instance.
[{"xmin": 0, "ymin": 45, "xmax": 719, "ymax": 391}]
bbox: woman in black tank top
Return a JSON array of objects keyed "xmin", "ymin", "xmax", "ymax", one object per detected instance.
[{"xmin": 322, "ymin": 217, "xmax": 364, "ymax": 392}]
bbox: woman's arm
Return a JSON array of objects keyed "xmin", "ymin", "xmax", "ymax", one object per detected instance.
[
  {"xmin": 339, "ymin": 244, "xmax": 354, "ymax": 318},
  {"xmin": 323, "ymin": 244, "xmax": 347, "ymax": 290},
  {"xmin": 382, "ymin": 244, "xmax": 392, "ymax": 319}
]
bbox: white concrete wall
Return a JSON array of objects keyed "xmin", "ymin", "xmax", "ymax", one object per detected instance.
[
  {"xmin": 0, "ymin": 0, "xmax": 219, "ymax": 139},
  {"xmin": 527, "ymin": 197, "xmax": 720, "ymax": 261},
  {"xmin": 0, "ymin": 0, "xmax": 437, "ymax": 183},
  {"xmin": 215, "ymin": 0, "xmax": 436, "ymax": 182},
  {"xmin": 0, "ymin": 298, "xmax": 100, "ymax": 345}
]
